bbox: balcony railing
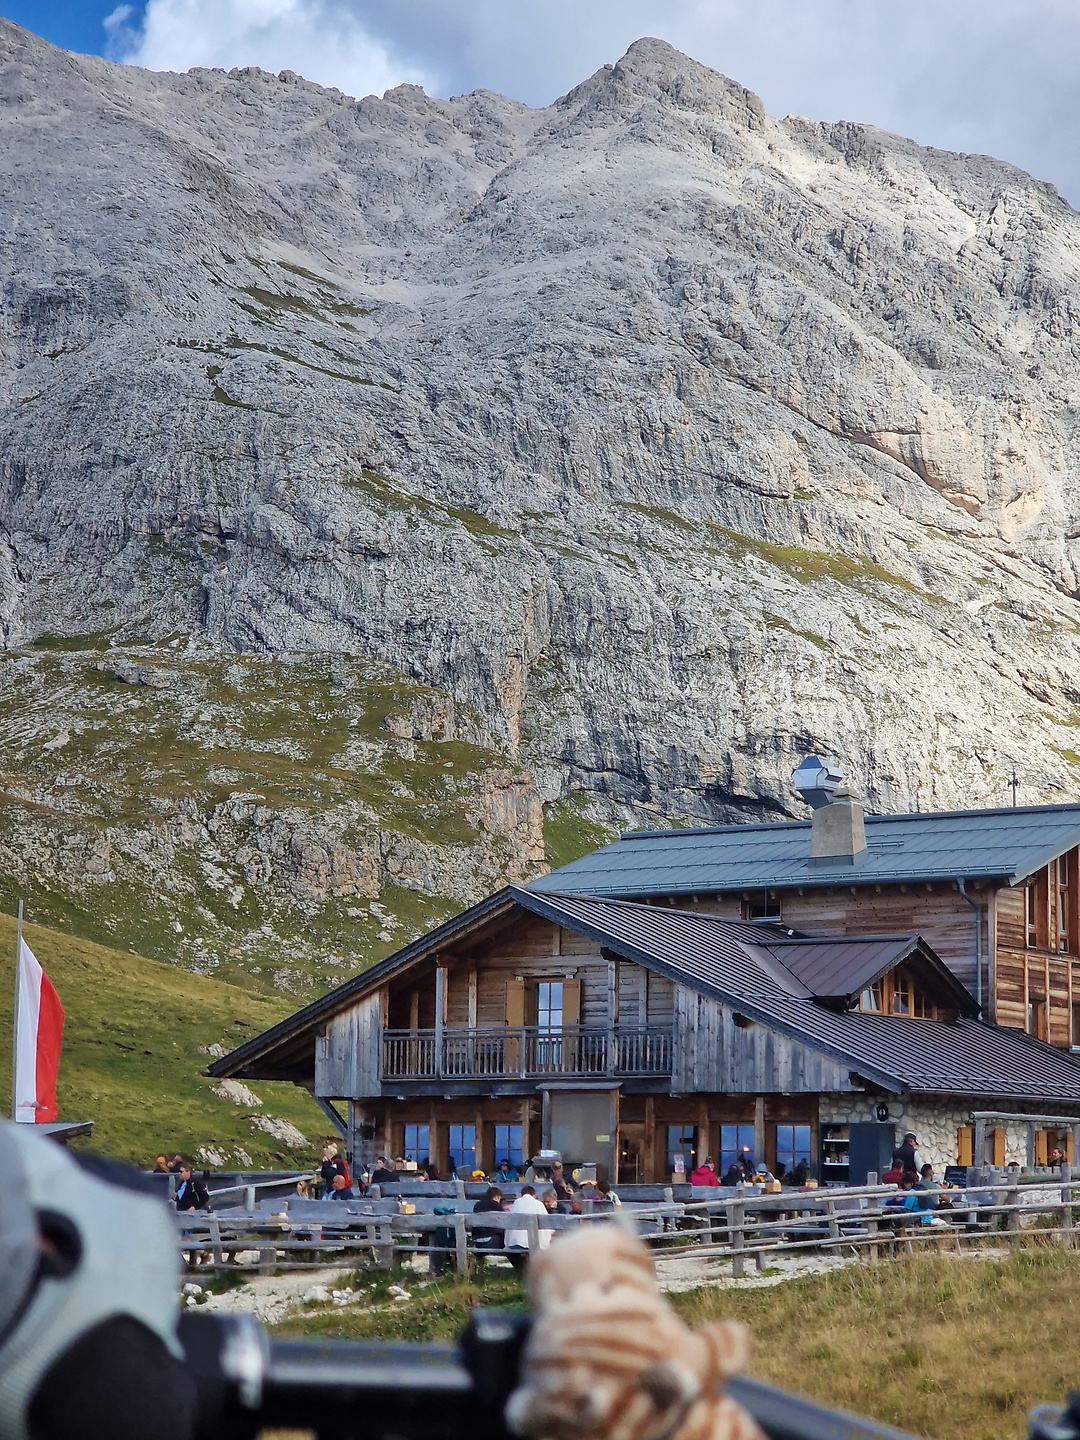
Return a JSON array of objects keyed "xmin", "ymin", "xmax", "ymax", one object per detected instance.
[{"xmin": 381, "ymin": 1025, "xmax": 673, "ymax": 1080}]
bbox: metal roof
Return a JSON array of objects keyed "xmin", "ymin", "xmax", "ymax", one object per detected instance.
[
  {"xmin": 522, "ymin": 891, "xmax": 1080, "ymax": 1100},
  {"xmin": 529, "ymin": 803, "xmax": 1080, "ymax": 898}
]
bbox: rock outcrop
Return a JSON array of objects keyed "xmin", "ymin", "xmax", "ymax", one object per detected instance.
[{"xmin": 3, "ymin": 24, "xmax": 1080, "ymax": 976}]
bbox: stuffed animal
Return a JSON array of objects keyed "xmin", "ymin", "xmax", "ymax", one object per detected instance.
[{"xmin": 505, "ymin": 1224, "xmax": 764, "ymax": 1440}]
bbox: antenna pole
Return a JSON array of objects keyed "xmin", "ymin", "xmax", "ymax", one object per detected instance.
[
  {"xmin": 11, "ymin": 899, "xmax": 22, "ymax": 1120},
  {"xmin": 1011, "ymin": 770, "xmax": 1019, "ymax": 807}
]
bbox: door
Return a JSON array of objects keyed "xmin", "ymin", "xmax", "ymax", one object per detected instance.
[
  {"xmin": 618, "ymin": 1123, "xmax": 645, "ymax": 1185},
  {"xmin": 547, "ymin": 1090, "xmax": 615, "ymax": 1182}
]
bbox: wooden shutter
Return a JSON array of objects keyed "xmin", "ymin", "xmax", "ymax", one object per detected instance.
[
  {"xmin": 1036, "ymin": 1130, "xmax": 1049, "ymax": 1165},
  {"xmin": 957, "ymin": 1126, "xmax": 974, "ymax": 1167},
  {"xmin": 563, "ymin": 979, "xmax": 581, "ymax": 1027},
  {"xmin": 1068, "ymin": 1132, "xmax": 1075, "ymax": 1164},
  {"xmin": 505, "ymin": 980, "xmax": 525, "ymax": 1074},
  {"xmin": 505, "ymin": 979, "xmax": 525, "ymax": 1026},
  {"xmin": 992, "ymin": 1127, "xmax": 1006, "ymax": 1166}
]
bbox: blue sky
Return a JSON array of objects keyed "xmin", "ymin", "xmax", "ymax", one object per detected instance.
[
  {"xmin": 3, "ymin": 1, "xmax": 125, "ymax": 56},
  {"xmin": 7, "ymin": 1, "xmax": 1080, "ymax": 205}
]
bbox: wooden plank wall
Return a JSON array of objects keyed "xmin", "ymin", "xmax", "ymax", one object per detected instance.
[
  {"xmin": 316, "ymin": 993, "xmax": 383, "ymax": 1098},
  {"xmin": 994, "ymin": 879, "xmax": 1076, "ymax": 1044},
  {"xmin": 672, "ymin": 986, "xmax": 858, "ymax": 1094},
  {"xmin": 694, "ymin": 884, "xmax": 986, "ymax": 996}
]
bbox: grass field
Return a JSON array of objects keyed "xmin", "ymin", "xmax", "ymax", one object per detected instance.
[
  {"xmin": 0, "ymin": 911, "xmax": 324, "ymax": 1166},
  {"xmin": 275, "ymin": 1250, "xmax": 1080, "ymax": 1440}
]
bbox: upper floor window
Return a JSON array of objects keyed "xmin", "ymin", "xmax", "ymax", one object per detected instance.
[
  {"xmin": 857, "ymin": 968, "xmax": 935, "ymax": 1018},
  {"xmin": 1028, "ymin": 997, "xmax": 1049, "ymax": 1043},
  {"xmin": 536, "ymin": 981, "xmax": 563, "ymax": 1032},
  {"xmin": 858, "ymin": 980, "xmax": 883, "ymax": 1012},
  {"xmin": 1058, "ymin": 855, "xmax": 1072, "ymax": 954},
  {"xmin": 743, "ymin": 890, "xmax": 782, "ymax": 921},
  {"xmin": 1027, "ymin": 884, "xmax": 1039, "ymax": 949}
]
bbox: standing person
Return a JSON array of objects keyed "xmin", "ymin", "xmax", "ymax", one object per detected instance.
[
  {"xmin": 174, "ymin": 1163, "xmax": 210, "ymax": 1211},
  {"xmin": 891, "ymin": 1132, "xmax": 922, "ymax": 1175},
  {"xmin": 505, "ymin": 1184, "xmax": 550, "ymax": 1270},
  {"xmin": 1049, "ymin": 1146, "xmax": 1067, "ymax": 1169},
  {"xmin": 690, "ymin": 1156, "xmax": 721, "ymax": 1187}
]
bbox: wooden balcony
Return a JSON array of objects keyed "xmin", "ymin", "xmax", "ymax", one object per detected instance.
[{"xmin": 381, "ymin": 1025, "xmax": 673, "ymax": 1080}]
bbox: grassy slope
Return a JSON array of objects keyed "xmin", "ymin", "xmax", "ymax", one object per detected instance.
[
  {"xmin": 0, "ymin": 911, "xmax": 324, "ymax": 1167},
  {"xmin": 276, "ymin": 1251, "xmax": 1080, "ymax": 1440}
]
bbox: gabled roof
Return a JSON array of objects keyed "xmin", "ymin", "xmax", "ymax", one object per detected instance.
[
  {"xmin": 529, "ymin": 803, "xmax": 1080, "ymax": 899},
  {"xmin": 209, "ymin": 887, "xmax": 1080, "ymax": 1102}
]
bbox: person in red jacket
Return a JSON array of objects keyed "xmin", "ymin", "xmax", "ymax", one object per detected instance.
[{"xmin": 689, "ymin": 1156, "xmax": 721, "ymax": 1186}]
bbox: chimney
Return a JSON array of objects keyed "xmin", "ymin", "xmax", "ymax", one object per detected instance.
[{"xmin": 809, "ymin": 782, "xmax": 866, "ymax": 866}]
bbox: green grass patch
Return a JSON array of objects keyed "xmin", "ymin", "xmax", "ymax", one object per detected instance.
[
  {"xmin": 543, "ymin": 794, "xmax": 621, "ymax": 871},
  {"xmin": 0, "ymin": 911, "xmax": 324, "ymax": 1166}
]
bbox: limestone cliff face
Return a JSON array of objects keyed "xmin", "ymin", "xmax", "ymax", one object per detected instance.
[{"xmin": 3, "ymin": 21, "xmax": 1080, "ymax": 957}]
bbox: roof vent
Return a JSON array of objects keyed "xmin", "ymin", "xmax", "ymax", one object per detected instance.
[
  {"xmin": 792, "ymin": 756, "xmax": 844, "ymax": 810},
  {"xmin": 809, "ymin": 782, "xmax": 867, "ymax": 866}
]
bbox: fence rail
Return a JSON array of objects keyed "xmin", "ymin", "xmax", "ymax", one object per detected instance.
[
  {"xmin": 381, "ymin": 1025, "xmax": 673, "ymax": 1079},
  {"xmin": 175, "ymin": 1173, "xmax": 1080, "ymax": 1276}
]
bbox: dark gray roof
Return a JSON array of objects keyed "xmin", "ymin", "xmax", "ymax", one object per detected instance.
[
  {"xmin": 530, "ymin": 803, "xmax": 1080, "ymax": 898},
  {"xmin": 521, "ymin": 891, "xmax": 1080, "ymax": 1099}
]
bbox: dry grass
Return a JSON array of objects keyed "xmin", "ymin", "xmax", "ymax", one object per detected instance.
[
  {"xmin": 673, "ymin": 1248, "xmax": 1080, "ymax": 1440},
  {"xmin": 277, "ymin": 1248, "xmax": 1080, "ymax": 1440}
]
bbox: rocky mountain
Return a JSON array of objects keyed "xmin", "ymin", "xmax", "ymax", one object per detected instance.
[{"xmin": 3, "ymin": 22, "xmax": 1080, "ymax": 984}]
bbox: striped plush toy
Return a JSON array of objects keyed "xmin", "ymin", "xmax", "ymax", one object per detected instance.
[{"xmin": 505, "ymin": 1225, "xmax": 765, "ymax": 1440}]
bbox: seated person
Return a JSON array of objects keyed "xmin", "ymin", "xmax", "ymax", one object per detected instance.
[
  {"xmin": 886, "ymin": 1172, "xmax": 948, "ymax": 1227},
  {"xmin": 789, "ymin": 1159, "xmax": 811, "ymax": 1187},
  {"xmin": 505, "ymin": 1185, "xmax": 551, "ymax": 1269},
  {"xmin": 722, "ymin": 1160, "xmax": 746, "ymax": 1187},
  {"xmin": 370, "ymin": 1156, "xmax": 398, "ymax": 1184},
  {"xmin": 881, "ymin": 1160, "xmax": 905, "ymax": 1186},
  {"xmin": 422, "ymin": 1159, "xmax": 442, "ymax": 1181},
  {"xmin": 915, "ymin": 1163, "xmax": 948, "ymax": 1208},
  {"xmin": 689, "ymin": 1156, "xmax": 721, "ymax": 1187},
  {"xmin": 549, "ymin": 1160, "xmax": 577, "ymax": 1205},
  {"xmin": 491, "ymin": 1157, "xmax": 520, "ymax": 1183},
  {"xmin": 594, "ymin": 1178, "xmax": 621, "ymax": 1208},
  {"xmin": 326, "ymin": 1172, "xmax": 355, "ymax": 1201},
  {"xmin": 472, "ymin": 1185, "xmax": 506, "ymax": 1251}
]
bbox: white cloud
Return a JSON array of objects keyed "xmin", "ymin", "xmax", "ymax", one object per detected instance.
[
  {"xmin": 113, "ymin": 0, "xmax": 433, "ymax": 99},
  {"xmin": 110, "ymin": 0, "xmax": 1080, "ymax": 202}
]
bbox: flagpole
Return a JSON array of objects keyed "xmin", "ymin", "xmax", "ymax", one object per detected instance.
[{"xmin": 11, "ymin": 899, "xmax": 22, "ymax": 1120}]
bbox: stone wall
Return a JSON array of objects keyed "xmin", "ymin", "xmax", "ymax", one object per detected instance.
[{"xmin": 818, "ymin": 1095, "xmax": 1080, "ymax": 1173}]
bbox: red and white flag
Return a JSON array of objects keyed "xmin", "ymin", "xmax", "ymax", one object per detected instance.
[{"xmin": 14, "ymin": 938, "xmax": 64, "ymax": 1123}]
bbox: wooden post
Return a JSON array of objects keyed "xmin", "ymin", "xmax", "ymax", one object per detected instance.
[
  {"xmin": 525, "ymin": 1212, "xmax": 540, "ymax": 1254},
  {"xmin": 453, "ymin": 1213, "xmax": 469, "ymax": 1274},
  {"xmin": 258, "ymin": 1245, "xmax": 275, "ymax": 1276},
  {"xmin": 245, "ymin": 1185, "xmax": 255, "ymax": 1210},
  {"xmin": 376, "ymin": 1221, "xmax": 394, "ymax": 1270},
  {"xmin": 728, "ymin": 1197, "xmax": 745, "ymax": 1279},
  {"xmin": 826, "ymin": 1196, "xmax": 840, "ymax": 1249},
  {"xmin": 434, "ymin": 967, "xmax": 446, "ymax": 1078},
  {"xmin": 1061, "ymin": 1162, "xmax": 1073, "ymax": 1249},
  {"xmin": 208, "ymin": 1215, "xmax": 225, "ymax": 1269},
  {"xmin": 1006, "ymin": 1184, "xmax": 1020, "ymax": 1252},
  {"xmin": 644, "ymin": 1096, "xmax": 656, "ymax": 1183},
  {"xmin": 10, "ymin": 899, "xmax": 22, "ymax": 1119}
]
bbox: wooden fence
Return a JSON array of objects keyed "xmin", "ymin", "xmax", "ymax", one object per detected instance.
[{"xmin": 174, "ymin": 1173, "xmax": 1080, "ymax": 1276}]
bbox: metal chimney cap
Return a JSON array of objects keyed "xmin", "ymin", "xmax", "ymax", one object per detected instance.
[{"xmin": 792, "ymin": 755, "xmax": 844, "ymax": 810}]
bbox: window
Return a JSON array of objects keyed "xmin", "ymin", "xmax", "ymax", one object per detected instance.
[
  {"xmin": 720, "ymin": 1123, "xmax": 756, "ymax": 1175},
  {"xmin": 891, "ymin": 972, "xmax": 911, "ymax": 1015},
  {"xmin": 858, "ymin": 980, "xmax": 883, "ymax": 1012},
  {"xmin": 666, "ymin": 1124, "xmax": 697, "ymax": 1178},
  {"xmin": 447, "ymin": 1123, "xmax": 476, "ymax": 1176},
  {"xmin": 1072, "ymin": 1004, "xmax": 1080, "ymax": 1050},
  {"xmin": 536, "ymin": 981, "xmax": 563, "ymax": 1032},
  {"xmin": 911, "ymin": 991, "xmax": 937, "ymax": 1019},
  {"xmin": 403, "ymin": 1124, "xmax": 430, "ymax": 1165},
  {"xmin": 493, "ymin": 1124, "xmax": 524, "ymax": 1169},
  {"xmin": 774, "ymin": 1124, "xmax": 812, "ymax": 1176},
  {"xmin": 1059, "ymin": 855, "xmax": 1072, "ymax": 953},
  {"xmin": 1027, "ymin": 885, "xmax": 1039, "ymax": 949},
  {"xmin": 1028, "ymin": 998, "xmax": 1048, "ymax": 1043},
  {"xmin": 743, "ymin": 890, "xmax": 781, "ymax": 921}
]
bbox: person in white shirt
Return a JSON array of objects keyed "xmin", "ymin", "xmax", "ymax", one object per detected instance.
[{"xmin": 505, "ymin": 1185, "xmax": 551, "ymax": 1268}]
